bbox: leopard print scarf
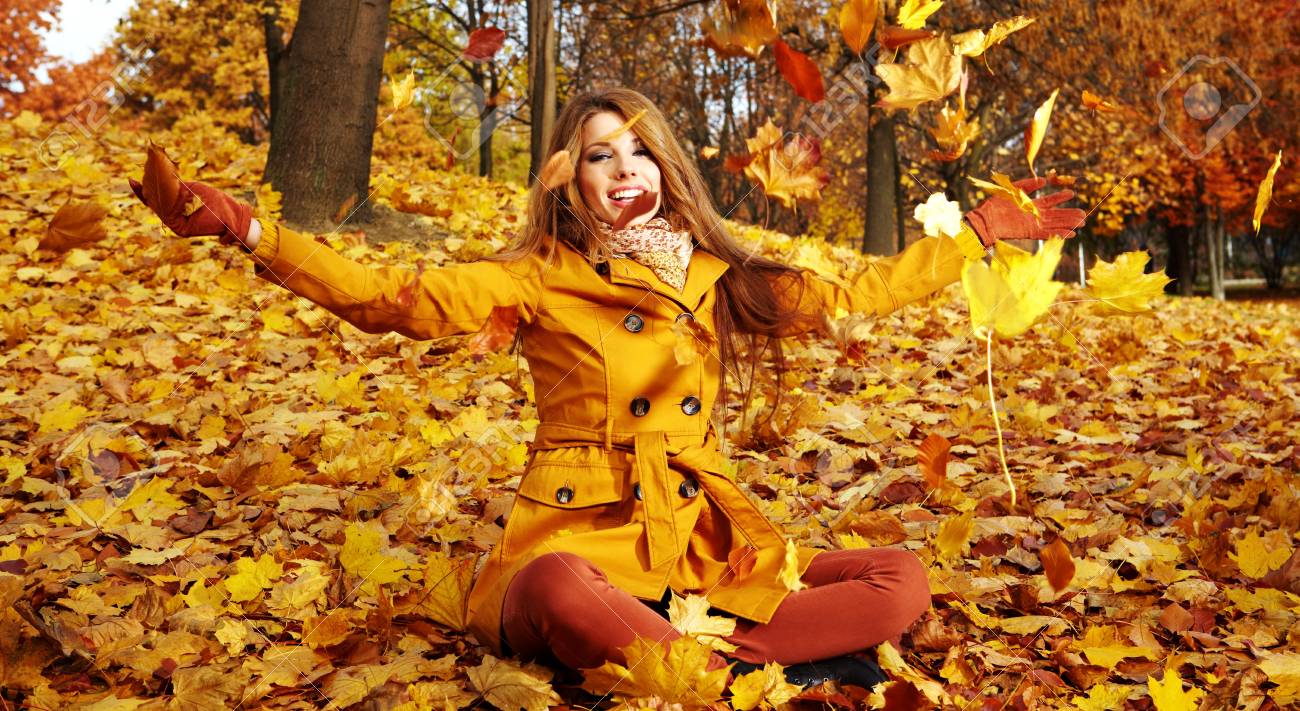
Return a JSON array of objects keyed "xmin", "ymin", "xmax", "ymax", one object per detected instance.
[{"xmin": 597, "ymin": 215, "xmax": 694, "ymax": 292}]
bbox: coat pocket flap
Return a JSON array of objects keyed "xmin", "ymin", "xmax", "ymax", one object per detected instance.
[{"xmin": 516, "ymin": 463, "xmax": 626, "ymax": 508}]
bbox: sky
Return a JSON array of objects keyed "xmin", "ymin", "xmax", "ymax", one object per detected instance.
[{"xmin": 40, "ymin": 0, "xmax": 135, "ymax": 65}]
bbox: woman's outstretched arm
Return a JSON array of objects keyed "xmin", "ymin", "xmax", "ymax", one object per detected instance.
[{"xmin": 243, "ymin": 218, "xmax": 546, "ymax": 342}]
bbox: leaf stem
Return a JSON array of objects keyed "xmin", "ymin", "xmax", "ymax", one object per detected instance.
[{"xmin": 986, "ymin": 329, "xmax": 1016, "ymax": 508}]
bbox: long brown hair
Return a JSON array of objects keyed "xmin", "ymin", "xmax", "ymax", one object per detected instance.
[{"xmin": 488, "ymin": 87, "xmax": 819, "ymax": 440}]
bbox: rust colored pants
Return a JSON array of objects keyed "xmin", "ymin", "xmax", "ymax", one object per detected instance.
[{"xmin": 500, "ymin": 548, "xmax": 930, "ymax": 671}]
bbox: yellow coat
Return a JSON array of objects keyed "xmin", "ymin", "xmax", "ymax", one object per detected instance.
[{"xmin": 246, "ymin": 221, "xmax": 986, "ymax": 656}]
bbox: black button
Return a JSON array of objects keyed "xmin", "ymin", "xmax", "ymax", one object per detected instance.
[
  {"xmin": 681, "ymin": 396, "xmax": 701, "ymax": 415},
  {"xmin": 595, "ymin": 262, "xmax": 610, "ymax": 276},
  {"xmin": 633, "ymin": 482, "xmax": 643, "ymax": 501},
  {"xmin": 623, "ymin": 313, "xmax": 645, "ymax": 332},
  {"xmin": 555, "ymin": 486, "xmax": 574, "ymax": 504},
  {"xmin": 630, "ymin": 397, "xmax": 651, "ymax": 417},
  {"xmin": 679, "ymin": 478, "xmax": 699, "ymax": 498},
  {"xmin": 676, "ymin": 312, "xmax": 695, "ymax": 323}
]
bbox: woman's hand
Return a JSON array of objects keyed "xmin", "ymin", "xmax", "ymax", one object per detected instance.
[
  {"xmin": 964, "ymin": 176, "xmax": 1086, "ymax": 246},
  {"xmin": 127, "ymin": 178, "xmax": 254, "ymax": 248}
]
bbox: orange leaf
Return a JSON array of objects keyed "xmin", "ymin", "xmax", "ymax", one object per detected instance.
[
  {"xmin": 609, "ymin": 190, "xmax": 659, "ymax": 230},
  {"xmin": 727, "ymin": 546, "xmax": 758, "ymax": 581},
  {"xmin": 773, "ymin": 39, "xmax": 825, "ymax": 102},
  {"xmin": 142, "ymin": 139, "xmax": 182, "ymax": 212},
  {"xmin": 916, "ymin": 433, "xmax": 950, "ymax": 490},
  {"xmin": 41, "ymin": 202, "xmax": 108, "ymax": 253},
  {"xmin": 878, "ymin": 25, "xmax": 934, "ymax": 50},
  {"xmin": 466, "ymin": 305, "xmax": 520, "ymax": 355},
  {"xmin": 332, "ymin": 193, "xmax": 358, "ymax": 224},
  {"xmin": 838, "ymin": 0, "xmax": 878, "ymax": 54},
  {"xmin": 538, "ymin": 150, "xmax": 574, "ymax": 190},
  {"xmin": 462, "ymin": 27, "xmax": 506, "ymax": 63},
  {"xmin": 395, "ymin": 260, "xmax": 427, "ymax": 310},
  {"xmin": 1040, "ymin": 537, "xmax": 1075, "ymax": 592},
  {"xmin": 1081, "ymin": 89, "xmax": 1120, "ymax": 113}
]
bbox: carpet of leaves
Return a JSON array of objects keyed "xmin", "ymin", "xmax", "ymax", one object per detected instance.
[{"xmin": 2, "ymin": 115, "xmax": 1299, "ymax": 709}]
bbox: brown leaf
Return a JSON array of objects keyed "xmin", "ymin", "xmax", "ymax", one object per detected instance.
[
  {"xmin": 466, "ymin": 305, "xmax": 520, "ymax": 355},
  {"xmin": 773, "ymin": 39, "xmax": 825, "ymax": 102},
  {"xmin": 40, "ymin": 202, "xmax": 108, "ymax": 253},
  {"xmin": 843, "ymin": 510, "xmax": 908, "ymax": 546},
  {"xmin": 916, "ymin": 432, "xmax": 950, "ymax": 489},
  {"xmin": 1039, "ymin": 537, "xmax": 1075, "ymax": 592},
  {"xmin": 538, "ymin": 150, "xmax": 574, "ymax": 190},
  {"xmin": 462, "ymin": 27, "xmax": 507, "ymax": 63},
  {"xmin": 1159, "ymin": 603, "xmax": 1194, "ymax": 633},
  {"xmin": 142, "ymin": 139, "xmax": 182, "ymax": 212},
  {"xmin": 332, "ymin": 192, "xmax": 358, "ymax": 224}
]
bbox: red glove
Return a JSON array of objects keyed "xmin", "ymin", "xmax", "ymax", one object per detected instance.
[
  {"xmin": 965, "ymin": 177, "xmax": 1086, "ymax": 246},
  {"xmin": 128, "ymin": 178, "xmax": 253, "ymax": 247}
]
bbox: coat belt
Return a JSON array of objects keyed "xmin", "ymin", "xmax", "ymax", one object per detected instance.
[{"xmin": 529, "ymin": 421, "xmax": 784, "ymax": 570}]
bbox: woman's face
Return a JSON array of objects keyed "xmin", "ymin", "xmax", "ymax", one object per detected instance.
[{"xmin": 577, "ymin": 110, "xmax": 663, "ymax": 227}]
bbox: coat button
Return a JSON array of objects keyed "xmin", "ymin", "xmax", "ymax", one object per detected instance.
[
  {"xmin": 681, "ymin": 396, "xmax": 701, "ymax": 415},
  {"xmin": 679, "ymin": 478, "xmax": 699, "ymax": 498},
  {"xmin": 630, "ymin": 397, "xmax": 651, "ymax": 417},
  {"xmin": 555, "ymin": 486, "xmax": 574, "ymax": 504},
  {"xmin": 633, "ymin": 482, "xmax": 643, "ymax": 501},
  {"xmin": 623, "ymin": 313, "xmax": 645, "ymax": 332},
  {"xmin": 676, "ymin": 312, "xmax": 694, "ymax": 323},
  {"xmin": 595, "ymin": 262, "xmax": 610, "ymax": 276}
]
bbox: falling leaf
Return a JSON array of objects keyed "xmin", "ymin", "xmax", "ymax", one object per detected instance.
[
  {"xmin": 839, "ymin": 0, "xmax": 878, "ymax": 54},
  {"xmin": 466, "ymin": 306, "xmax": 520, "ymax": 355},
  {"xmin": 742, "ymin": 121, "xmax": 830, "ymax": 208},
  {"xmin": 1025, "ymin": 88, "xmax": 1059, "ymax": 176},
  {"xmin": 1040, "ymin": 537, "xmax": 1075, "ymax": 592},
  {"xmin": 916, "ymin": 432, "xmax": 950, "ymax": 489},
  {"xmin": 875, "ymin": 37, "xmax": 962, "ymax": 111},
  {"xmin": 390, "ymin": 70, "xmax": 415, "ymax": 111},
  {"xmin": 913, "ymin": 192, "xmax": 964, "ymax": 239},
  {"xmin": 579, "ymin": 635, "xmax": 729, "ymax": 706},
  {"xmin": 462, "ymin": 27, "xmax": 507, "ymax": 63},
  {"xmin": 699, "ymin": 146, "xmax": 720, "ymax": 159},
  {"xmin": 1082, "ymin": 89, "xmax": 1120, "ymax": 113},
  {"xmin": 40, "ymin": 202, "xmax": 109, "ymax": 253},
  {"xmin": 538, "ymin": 150, "xmax": 574, "ymax": 190},
  {"xmin": 395, "ymin": 259, "xmax": 427, "ymax": 310},
  {"xmin": 667, "ymin": 593, "xmax": 738, "ymax": 653},
  {"xmin": 672, "ymin": 315, "xmax": 717, "ymax": 366},
  {"xmin": 952, "ymin": 16, "xmax": 1036, "ymax": 57},
  {"xmin": 878, "ymin": 25, "xmax": 935, "ymax": 50},
  {"xmin": 332, "ymin": 192, "xmax": 358, "ymax": 224},
  {"xmin": 773, "ymin": 39, "xmax": 825, "ymax": 102},
  {"xmin": 1253, "ymin": 149, "xmax": 1283, "ymax": 235},
  {"xmin": 962, "ymin": 238, "xmax": 1065, "ymax": 339},
  {"xmin": 968, "ymin": 171, "xmax": 1040, "ymax": 217},
  {"xmin": 468, "ymin": 655, "xmax": 561, "ymax": 711},
  {"xmin": 934, "ymin": 510, "xmax": 973, "ymax": 562},
  {"xmin": 593, "ymin": 109, "xmax": 647, "ymax": 144},
  {"xmin": 779, "ymin": 538, "xmax": 807, "ymax": 591},
  {"xmin": 897, "ymin": 0, "xmax": 943, "ymax": 29},
  {"xmin": 1086, "ymin": 251, "xmax": 1172, "ymax": 314},
  {"xmin": 928, "ymin": 96, "xmax": 980, "ymax": 161},
  {"xmin": 701, "ymin": 0, "xmax": 779, "ymax": 59},
  {"xmin": 1147, "ymin": 666, "xmax": 1205, "ymax": 710}
]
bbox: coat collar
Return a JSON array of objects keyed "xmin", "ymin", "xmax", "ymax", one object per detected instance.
[{"xmin": 606, "ymin": 248, "xmax": 730, "ymax": 313}]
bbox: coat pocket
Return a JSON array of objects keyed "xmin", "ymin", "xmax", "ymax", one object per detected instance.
[{"xmin": 515, "ymin": 463, "xmax": 627, "ymax": 509}]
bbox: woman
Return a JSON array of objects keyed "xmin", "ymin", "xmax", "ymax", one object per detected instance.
[{"xmin": 129, "ymin": 87, "xmax": 1082, "ymax": 690}]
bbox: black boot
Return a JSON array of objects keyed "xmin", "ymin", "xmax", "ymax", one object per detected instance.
[{"xmin": 727, "ymin": 654, "xmax": 889, "ymax": 690}]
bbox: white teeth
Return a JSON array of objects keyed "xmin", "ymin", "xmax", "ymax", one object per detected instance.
[{"xmin": 610, "ymin": 189, "xmax": 644, "ymax": 200}]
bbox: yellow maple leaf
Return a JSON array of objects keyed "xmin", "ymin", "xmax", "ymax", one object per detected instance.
[
  {"xmin": 667, "ymin": 593, "xmax": 738, "ymax": 653},
  {"xmin": 413, "ymin": 552, "xmax": 473, "ymax": 631},
  {"xmin": 701, "ymin": 0, "xmax": 779, "ymax": 59},
  {"xmin": 961, "ymin": 238, "xmax": 1065, "ymax": 339},
  {"xmin": 729, "ymin": 662, "xmax": 802, "ymax": 710},
  {"xmin": 1259, "ymin": 653, "xmax": 1300, "ymax": 704},
  {"xmin": 225, "ymin": 554, "xmax": 285, "ymax": 603},
  {"xmin": 579, "ymin": 635, "xmax": 728, "ymax": 706},
  {"xmin": 1147, "ymin": 666, "xmax": 1205, "ymax": 710},
  {"xmin": 1253, "ymin": 150, "xmax": 1283, "ymax": 235},
  {"xmin": 951, "ymin": 16, "xmax": 1036, "ymax": 57},
  {"xmin": 934, "ymin": 510, "xmax": 973, "ymax": 562},
  {"xmin": 390, "ymin": 70, "xmax": 415, "ymax": 111},
  {"xmin": 117, "ymin": 476, "xmax": 185, "ymax": 523},
  {"xmin": 779, "ymin": 538, "xmax": 807, "ymax": 592},
  {"xmin": 876, "ymin": 641, "xmax": 949, "ymax": 703},
  {"xmin": 1086, "ymin": 251, "xmax": 1172, "ymax": 314},
  {"xmin": 1025, "ymin": 88, "xmax": 1059, "ymax": 174},
  {"xmin": 898, "ymin": 0, "xmax": 943, "ymax": 29},
  {"xmin": 875, "ymin": 37, "xmax": 962, "ymax": 111},
  {"xmin": 968, "ymin": 171, "xmax": 1040, "ymax": 217},
  {"xmin": 339, "ymin": 521, "xmax": 411, "ymax": 594},
  {"xmin": 1229, "ymin": 528, "xmax": 1292, "ymax": 578},
  {"xmin": 38, "ymin": 401, "xmax": 90, "ymax": 434}
]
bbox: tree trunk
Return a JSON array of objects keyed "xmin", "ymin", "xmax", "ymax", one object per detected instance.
[
  {"xmin": 863, "ymin": 95, "xmax": 899, "ymax": 255},
  {"xmin": 527, "ymin": 0, "xmax": 557, "ymax": 183},
  {"xmin": 1204, "ymin": 202, "xmax": 1225, "ymax": 301},
  {"xmin": 263, "ymin": 0, "xmax": 391, "ymax": 226},
  {"xmin": 1166, "ymin": 223, "xmax": 1193, "ymax": 295}
]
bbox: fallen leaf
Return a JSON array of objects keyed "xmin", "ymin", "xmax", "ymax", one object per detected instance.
[{"xmin": 41, "ymin": 202, "xmax": 109, "ymax": 253}]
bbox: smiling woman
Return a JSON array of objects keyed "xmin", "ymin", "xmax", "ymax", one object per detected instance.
[{"xmin": 127, "ymin": 84, "xmax": 1084, "ymax": 695}]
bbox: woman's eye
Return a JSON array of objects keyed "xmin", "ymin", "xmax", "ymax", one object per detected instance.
[{"xmin": 588, "ymin": 148, "xmax": 651, "ymax": 162}]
